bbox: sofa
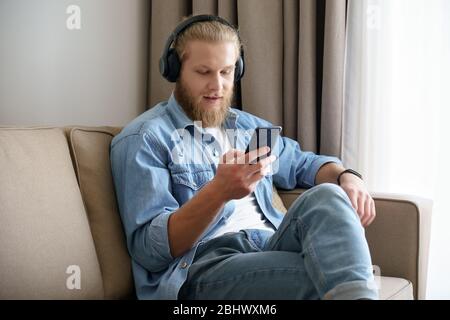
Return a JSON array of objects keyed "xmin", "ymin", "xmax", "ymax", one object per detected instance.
[{"xmin": 0, "ymin": 126, "xmax": 433, "ymax": 300}]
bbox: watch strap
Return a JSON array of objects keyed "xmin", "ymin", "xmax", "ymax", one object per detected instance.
[{"xmin": 337, "ymin": 169, "xmax": 363, "ymax": 185}]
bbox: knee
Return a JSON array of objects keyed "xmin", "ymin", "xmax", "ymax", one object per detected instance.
[
  {"xmin": 291, "ymin": 183, "xmax": 344, "ymax": 209},
  {"xmin": 311, "ymin": 182, "xmax": 342, "ymax": 194},
  {"xmin": 304, "ymin": 183, "xmax": 348, "ymax": 202},
  {"xmin": 292, "ymin": 183, "xmax": 357, "ymax": 222},
  {"xmin": 312, "ymin": 183, "xmax": 359, "ymax": 221}
]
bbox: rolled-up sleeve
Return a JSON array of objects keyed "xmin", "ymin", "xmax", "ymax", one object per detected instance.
[
  {"xmin": 273, "ymin": 136, "xmax": 342, "ymax": 189},
  {"xmin": 110, "ymin": 131, "xmax": 179, "ymax": 273}
]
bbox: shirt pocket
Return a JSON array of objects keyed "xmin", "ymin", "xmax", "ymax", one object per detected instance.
[{"xmin": 170, "ymin": 166, "xmax": 214, "ymax": 191}]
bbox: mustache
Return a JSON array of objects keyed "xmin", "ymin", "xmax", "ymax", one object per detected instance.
[{"xmin": 174, "ymin": 83, "xmax": 234, "ymax": 127}]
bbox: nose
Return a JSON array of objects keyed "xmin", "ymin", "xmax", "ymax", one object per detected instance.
[{"xmin": 207, "ymin": 72, "xmax": 222, "ymax": 91}]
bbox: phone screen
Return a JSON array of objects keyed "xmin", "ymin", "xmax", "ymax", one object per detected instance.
[{"xmin": 245, "ymin": 126, "xmax": 282, "ymax": 163}]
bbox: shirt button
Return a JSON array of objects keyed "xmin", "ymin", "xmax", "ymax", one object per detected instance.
[
  {"xmin": 180, "ymin": 261, "xmax": 189, "ymax": 269},
  {"xmin": 213, "ymin": 149, "xmax": 219, "ymax": 157}
]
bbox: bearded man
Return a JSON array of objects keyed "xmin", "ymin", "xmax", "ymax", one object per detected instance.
[{"xmin": 110, "ymin": 15, "xmax": 378, "ymax": 300}]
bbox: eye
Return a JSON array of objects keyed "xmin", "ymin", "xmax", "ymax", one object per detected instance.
[
  {"xmin": 196, "ymin": 70, "xmax": 209, "ymax": 75},
  {"xmin": 221, "ymin": 69, "xmax": 232, "ymax": 75}
]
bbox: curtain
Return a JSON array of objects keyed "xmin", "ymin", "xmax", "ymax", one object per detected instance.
[
  {"xmin": 147, "ymin": 0, "xmax": 347, "ymax": 156},
  {"xmin": 344, "ymin": 0, "xmax": 450, "ymax": 299}
]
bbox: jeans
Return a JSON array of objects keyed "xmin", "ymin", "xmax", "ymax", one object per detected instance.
[{"xmin": 178, "ymin": 183, "xmax": 379, "ymax": 300}]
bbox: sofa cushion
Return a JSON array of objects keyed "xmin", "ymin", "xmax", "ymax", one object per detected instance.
[
  {"xmin": 68, "ymin": 127, "xmax": 134, "ymax": 299},
  {"xmin": 272, "ymin": 185, "xmax": 288, "ymax": 214},
  {"xmin": 378, "ymin": 276, "xmax": 413, "ymax": 300},
  {"xmin": 0, "ymin": 127, "xmax": 103, "ymax": 299}
]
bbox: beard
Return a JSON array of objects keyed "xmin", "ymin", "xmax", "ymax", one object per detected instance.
[{"xmin": 174, "ymin": 80, "xmax": 233, "ymax": 128}]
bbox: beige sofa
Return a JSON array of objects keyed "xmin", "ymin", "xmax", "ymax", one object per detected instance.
[{"xmin": 0, "ymin": 126, "xmax": 433, "ymax": 300}]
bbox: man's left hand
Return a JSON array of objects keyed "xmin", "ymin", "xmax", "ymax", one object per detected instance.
[{"xmin": 339, "ymin": 174, "xmax": 376, "ymax": 227}]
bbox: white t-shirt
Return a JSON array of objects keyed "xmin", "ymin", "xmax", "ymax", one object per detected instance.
[{"xmin": 203, "ymin": 126, "xmax": 275, "ymax": 239}]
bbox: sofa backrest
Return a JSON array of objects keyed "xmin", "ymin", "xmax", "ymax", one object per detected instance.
[{"xmin": 0, "ymin": 126, "xmax": 134, "ymax": 299}]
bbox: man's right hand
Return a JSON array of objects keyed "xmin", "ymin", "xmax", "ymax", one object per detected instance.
[
  {"xmin": 168, "ymin": 147, "xmax": 275, "ymax": 258},
  {"xmin": 211, "ymin": 147, "xmax": 277, "ymax": 202}
]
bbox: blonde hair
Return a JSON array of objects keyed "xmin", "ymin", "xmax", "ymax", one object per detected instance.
[{"xmin": 174, "ymin": 19, "xmax": 241, "ymax": 62}]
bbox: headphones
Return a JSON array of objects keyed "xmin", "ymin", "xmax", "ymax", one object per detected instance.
[{"xmin": 159, "ymin": 14, "xmax": 245, "ymax": 83}]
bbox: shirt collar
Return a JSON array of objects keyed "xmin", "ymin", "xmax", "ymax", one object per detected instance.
[{"xmin": 167, "ymin": 92, "xmax": 239, "ymax": 132}]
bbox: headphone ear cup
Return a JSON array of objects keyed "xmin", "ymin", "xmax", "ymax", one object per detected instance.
[
  {"xmin": 159, "ymin": 55, "xmax": 168, "ymax": 80},
  {"xmin": 166, "ymin": 48, "xmax": 181, "ymax": 83},
  {"xmin": 234, "ymin": 56, "xmax": 245, "ymax": 82}
]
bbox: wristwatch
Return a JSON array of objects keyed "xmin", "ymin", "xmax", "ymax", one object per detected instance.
[{"xmin": 337, "ymin": 169, "xmax": 363, "ymax": 185}]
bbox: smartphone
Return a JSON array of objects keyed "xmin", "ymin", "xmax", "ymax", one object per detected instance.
[{"xmin": 245, "ymin": 126, "xmax": 282, "ymax": 163}]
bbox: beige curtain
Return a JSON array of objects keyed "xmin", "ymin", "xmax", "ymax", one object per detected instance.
[{"xmin": 147, "ymin": 0, "xmax": 347, "ymax": 157}]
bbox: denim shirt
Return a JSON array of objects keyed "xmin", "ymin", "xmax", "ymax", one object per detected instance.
[{"xmin": 110, "ymin": 93, "xmax": 341, "ymax": 300}]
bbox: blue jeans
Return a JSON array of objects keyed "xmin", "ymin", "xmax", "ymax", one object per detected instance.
[{"xmin": 178, "ymin": 183, "xmax": 379, "ymax": 300}]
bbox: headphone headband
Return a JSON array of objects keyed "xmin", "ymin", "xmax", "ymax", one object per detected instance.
[{"xmin": 159, "ymin": 14, "xmax": 245, "ymax": 83}]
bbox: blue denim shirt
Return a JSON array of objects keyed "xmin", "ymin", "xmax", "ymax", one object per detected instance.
[{"xmin": 110, "ymin": 93, "xmax": 341, "ymax": 300}]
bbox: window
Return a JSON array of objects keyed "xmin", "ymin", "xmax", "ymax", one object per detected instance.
[{"xmin": 344, "ymin": 0, "xmax": 450, "ymax": 299}]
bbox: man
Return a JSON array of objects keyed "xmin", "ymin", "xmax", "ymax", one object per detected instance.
[{"xmin": 110, "ymin": 15, "xmax": 378, "ymax": 300}]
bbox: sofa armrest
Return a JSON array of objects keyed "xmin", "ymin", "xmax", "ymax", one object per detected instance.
[
  {"xmin": 277, "ymin": 188, "xmax": 433, "ymax": 300},
  {"xmin": 367, "ymin": 192, "xmax": 432, "ymax": 300}
]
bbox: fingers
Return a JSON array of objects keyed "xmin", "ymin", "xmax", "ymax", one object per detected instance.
[
  {"xmin": 370, "ymin": 201, "xmax": 377, "ymax": 224},
  {"xmin": 357, "ymin": 195, "xmax": 365, "ymax": 223},
  {"xmin": 247, "ymin": 168, "xmax": 267, "ymax": 185},
  {"xmin": 360, "ymin": 197, "xmax": 371, "ymax": 226},
  {"xmin": 221, "ymin": 147, "xmax": 273, "ymax": 166},
  {"xmin": 220, "ymin": 149, "xmax": 244, "ymax": 164},
  {"xmin": 244, "ymin": 146, "xmax": 271, "ymax": 164},
  {"xmin": 346, "ymin": 189, "xmax": 376, "ymax": 227},
  {"xmin": 359, "ymin": 196, "xmax": 376, "ymax": 227},
  {"xmin": 246, "ymin": 154, "xmax": 276, "ymax": 175},
  {"xmin": 246, "ymin": 155, "xmax": 276, "ymax": 184},
  {"xmin": 348, "ymin": 192, "xmax": 359, "ymax": 213},
  {"xmin": 365, "ymin": 199, "xmax": 377, "ymax": 226},
  {"xmin": 219, "ymin": 147, "xmax": 276, "ymax": 189}
]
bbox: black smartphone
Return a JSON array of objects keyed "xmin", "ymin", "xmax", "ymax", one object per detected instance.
[{"xmin": 245, "ymin": 126, "xmax": 282, "ymax": 163}]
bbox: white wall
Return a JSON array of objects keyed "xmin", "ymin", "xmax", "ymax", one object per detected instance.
[{"xmin": 0, "ymin": 0, "xmax": 149, "ymax": 127}]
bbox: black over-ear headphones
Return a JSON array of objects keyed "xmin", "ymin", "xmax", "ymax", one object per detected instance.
[{"xmin": 159, "ymin": 14, "xmax": 245, "ymax": 83}]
